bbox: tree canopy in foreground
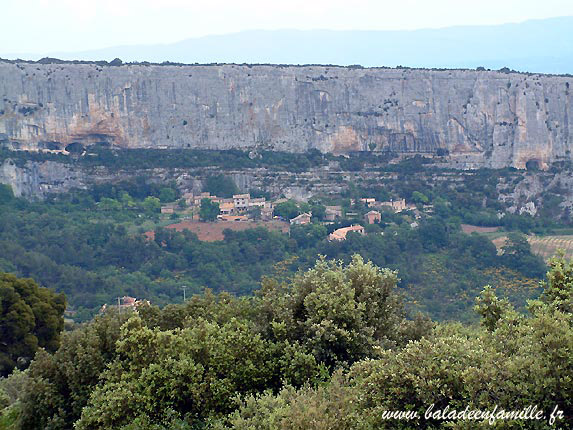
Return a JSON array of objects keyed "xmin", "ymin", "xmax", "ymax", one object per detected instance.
[
  {"xmin": 0, "ymin": 255, "xmax": 571, "ymax": 430},
  {"xmin": 0, "ymin": 274, "xmax": 66, "ymax": 377}
]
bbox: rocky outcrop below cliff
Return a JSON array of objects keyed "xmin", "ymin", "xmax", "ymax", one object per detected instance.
[
  {"xmin": 1, "ymin": 61, "xmax": 572, "ymax": 170},
  {"xmin": 2, "ymin": 157, "xmax": 571, "ymax": 222}
]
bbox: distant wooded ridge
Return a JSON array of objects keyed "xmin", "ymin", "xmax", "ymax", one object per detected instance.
[
  {"xmin": 2, "ymin": 57, "xmax": 571, "ymax": 77},
  {"xmin": 2, "ymin": 17, "xmax": 572, "ymax": 74}
]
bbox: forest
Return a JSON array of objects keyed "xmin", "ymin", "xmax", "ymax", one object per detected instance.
[
  {"xmin": 0, "ymin": 176, "xmax": 550, "ymax": 323},
  {"xmin": 0, "ymin": 254, "xmax": 571, "ymax": 429}
]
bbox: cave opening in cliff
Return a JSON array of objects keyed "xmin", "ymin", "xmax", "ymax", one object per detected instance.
[
  {"xmin": 525, "ymin": 159, "xmax": 541, "ymax": 171},
  {"xmin": 65, "ymin": 142, "xmax": 85, "ymax": 154}
]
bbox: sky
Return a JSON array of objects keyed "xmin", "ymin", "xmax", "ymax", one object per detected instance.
[{"xmin": 2, "ymin": 0, "xmax": 573, "ymax": 55}]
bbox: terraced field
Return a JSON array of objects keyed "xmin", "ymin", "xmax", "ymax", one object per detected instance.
[
  {"xmin": 492, "ymin": 235, "xmax": 573, "ymax": 261},
  {"xmin": 528, "ymin": 236, "xmax": 573, "ymax": 261}
]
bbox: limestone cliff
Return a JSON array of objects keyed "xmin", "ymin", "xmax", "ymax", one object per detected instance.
[{"xmin": 1, "ymin": 61, "xmax": 572, "ymax": 169}]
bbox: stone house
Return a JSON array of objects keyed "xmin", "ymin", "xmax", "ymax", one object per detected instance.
[
  {"xmin": 360, "ymin": 197, "xmax": 376, "ymax": 205},
  {"xmin": 261, "ymin": 206, "xmax": 274, "ymax": 221},
  {"xmin": 364, "ymin": 210, "xmax": 381, "ymax": 224},
  {"xmin": 100, "ymin": 296, "xmax": 150, "ymax": 313},
  {"xmin": 249, "ymin": 197, "xmax": 266, "ymax": 208},
  {"xmin": 290, "ymin": 212, "xmax": 312, "ymax": 225},
  {"xmin": 324, "ymin": 205, "xmax": 343, "ymax": 221},
  {"xmin": 182, "ymin": 192, "xmax": 195, "ymax": 205},
  {"xmin": 233, "ymin": 194, "xmax": 251, "ymax": 210},
  {"xmin": 189, "ymin": 192, "xmax": 215, "ymax": 206},
  {"xmin": 376, "ymin": 199, "xmax": 407, "ymax": 212},
  {"xmin": 219, "ymin": 201, "xmax": 235, "ymax": 215}
]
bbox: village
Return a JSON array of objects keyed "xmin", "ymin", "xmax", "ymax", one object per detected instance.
[
  {"xmin": 109, "ymin": 193, "xmax": 432, "ymax": 313},
  {"xmin": 156, "ymin": 191, "xmax": 431, "ymax": 242}
]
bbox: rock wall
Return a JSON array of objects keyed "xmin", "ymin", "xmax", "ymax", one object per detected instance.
[
  {"xmin": 3, "ymin": 158, "xmax": 570, "ymax": 221},
  {"xmin": 1, "ymin": 61, "xmax": 572, "ymax": 169},
  {"xmin": 0, "ymin": 158, "xmax": 85, "ymax": 197}
]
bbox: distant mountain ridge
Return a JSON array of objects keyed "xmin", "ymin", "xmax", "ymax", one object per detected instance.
[{"xmin": 3, "ymin": 17, "xmax": 573, "ymax": 74}]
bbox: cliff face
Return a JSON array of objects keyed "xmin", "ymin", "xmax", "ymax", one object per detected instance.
[{"xmin": 1, "ymin": 61, "xmax": 572, "ymax": 169}]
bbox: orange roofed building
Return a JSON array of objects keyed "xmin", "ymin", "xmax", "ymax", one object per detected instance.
[
  {"xmin": 100, "ymin": 296, "xmax": 150, "ymax": 313},
  {"xmin": 364, "ymin": 210, "xmax": 381, "ymax": 224},
  {"xmin": 328, "ymin": 225, "xmax": 365, "ymax": 241}
]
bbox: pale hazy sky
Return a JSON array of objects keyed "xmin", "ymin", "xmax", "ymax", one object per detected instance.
[{"xmin": 3, "ymin": 0, "xmax": 573, "ymax": 54}]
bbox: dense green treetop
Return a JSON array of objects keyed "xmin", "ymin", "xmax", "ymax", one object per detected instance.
[
  {"xmin": 1, "ymin": 255, "xmax": 571, "ymax": 430},
  {"xmin": 0, "ymin": 273, "xmax": 66, "ymax": 377},
  {"xmin": 273, "ymin": 200, "xmax": 300, "ymax": 220},
  {"xmin": 203, "ymin": 175, "xmax": 240, "ymax": 198},
  {"xmin": 200, "ymin": 198, "xmax": 221, "ymax": 222}
]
